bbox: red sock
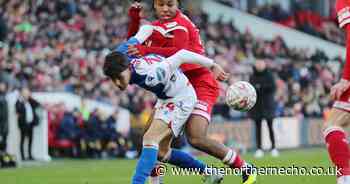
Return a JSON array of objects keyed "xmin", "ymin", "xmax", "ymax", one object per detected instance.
[
  {"xmin": 232, "ymin": 154, "xmax": 245, "ymax": 168},
  {"xmin": 223, "ymin": 149, "xmax": 246, "ymax": 169},
  {"xmin": 325, "ymin": 129, "xmax": 350, "ymax": 176}
]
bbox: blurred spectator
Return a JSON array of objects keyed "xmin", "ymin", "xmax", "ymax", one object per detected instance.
[
  {"xmin": 248, "ymin": 60, "xmax": 278, "ymax": 158},
  {"xmin": 0, "ymin": 14, "xmax": 7, "ymax": 42},
  {"xmin": 15, "ymin": 87, "xmax": 41, "ymax": 160},
  {"xmin": 104, "ymin": 110, "xmax": 130, "ymax": 158},
  {"xmin": 56, "ymin": 108, "xmax": 85, "ymax": 157},
  {"xmin": 0, "ymin": 81, "xmax": 8, "ymax": 153},
  {"xmin": 246, "ymin": 2, "xmax": 346, "ymax": 45},
  {"xmin": 85, "ymin": 109, "xmax": 104, "ymax": 158},
  {"xmin": 57, "ymin": 108, "xmax": 81, "ymax": 141}
]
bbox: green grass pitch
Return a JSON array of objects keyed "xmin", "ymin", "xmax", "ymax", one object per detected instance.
[{"xmin": 0, "ymin": 148, "xmax": 336, "ymax": 184}]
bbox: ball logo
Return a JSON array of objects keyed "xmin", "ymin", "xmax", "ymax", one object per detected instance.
[{"xmin": 166, "ymin": 102, "xmax": 175, "ymax": 111}]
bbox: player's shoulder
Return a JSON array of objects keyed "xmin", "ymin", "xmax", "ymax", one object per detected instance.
[
  {"xmin": 175, "ymin": 11, "xmax": 195, "ymax": 26},
  {"xmin": 130, "ymin": 58, "xmax": 149, "ymax": 75},
  {"xmin": 336, "ymin": 0, "xmax": 350, "ymax": 11}
]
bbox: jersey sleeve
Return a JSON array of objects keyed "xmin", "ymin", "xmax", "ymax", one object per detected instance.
[
  {"xmin": 127, "ymin": 6, "xmax": 141, "ymax": 38},
  {"xmin": 336, "ymin": 0, "xmax": 350, "ymax": 28},
  {"xmin": 342, "ymin": 25, "xmax": 350, "ymax": 80}
]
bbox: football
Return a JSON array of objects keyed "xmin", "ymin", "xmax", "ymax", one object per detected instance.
[{"xmin": 225, "ymin": 81, "xmax": 257, "ymax": 112}]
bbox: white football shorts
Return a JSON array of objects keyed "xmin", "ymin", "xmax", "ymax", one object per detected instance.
[{"xmin": 154, "ymin": 86, "xmax": 196, "ymax": 137}]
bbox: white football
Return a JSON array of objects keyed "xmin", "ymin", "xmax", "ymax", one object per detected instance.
[{"xmin": 225, "ymin": 81, "xmax": 257, "ymax": 112}]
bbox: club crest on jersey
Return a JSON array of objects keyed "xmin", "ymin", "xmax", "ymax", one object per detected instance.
[{"xmin": 165, "ymin": 22, "xmax": 178, "ymax": 28}]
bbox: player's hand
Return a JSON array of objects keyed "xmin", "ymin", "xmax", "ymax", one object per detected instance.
[
  {"xmin": 127, "ymin": 45, "xmax": 142, "ymax": 57},
  {"xmin": 330, "ymin": 79, "xmax": 350, "ymax": 100},
  {"xmin": 211, "ymin": 63, "xmax": 229, "ymax": 81}
]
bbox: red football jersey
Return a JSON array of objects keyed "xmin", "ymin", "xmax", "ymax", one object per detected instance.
[
  {"xmin": 128, "ymin": 9, "xmax": 206, "ymax": 72},
  {"xmin": 148, "ymin": 10, "xmax": 205, "ymax": 72}
]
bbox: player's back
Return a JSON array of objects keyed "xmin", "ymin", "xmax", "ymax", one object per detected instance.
[{"xmin": 129, "ymin": 54, "xmax": 193, "ymax": 99}]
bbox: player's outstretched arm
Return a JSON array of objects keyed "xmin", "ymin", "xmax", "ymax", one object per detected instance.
[
  {"xmin": 127, "ymin": 2, "xmax": 142, "ymax": 38},
  {"xmin": 115, "ymin": 25, "xmax": 153, "ymax": 56},
  {"xmin": 133, "ymin": 25, "xmax": 153, "ymax": 44},
  {"xmin": 330, "ymin": 24, "xmax": 350, "ymax": 100},
  {"xmin": 127, "ymin": 25, "xmax": 154, "ymax": 57},
  {"xmin": 165, "ymin": 49, "xmax": 228, "ymax": 81},
  {"xmin": 331, "ymin": 0, "xmax": 350, "ymax": 100}
]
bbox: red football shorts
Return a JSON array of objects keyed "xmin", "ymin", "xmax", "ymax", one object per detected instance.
[
  {"xmin": 184, "ymin": 68, "xmax": 220, "ymax": 122},
  {"xmin": 333, "ymin": 88, "xmax": 350, "ymax": 112}
]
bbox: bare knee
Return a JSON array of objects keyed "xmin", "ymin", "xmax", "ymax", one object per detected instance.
[{"xmin": 323, "ymin": 108, "xmax": 350, "ymax": 131}]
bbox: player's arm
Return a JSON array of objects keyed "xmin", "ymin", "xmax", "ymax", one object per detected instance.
[
  {"xmin": 330, "ymin": 0, "xmax": 350, "ymax": 99},
  {"xmin": 116, "ymin": 25, "xmax": 153, "ymax": 54},
  {"xmin": 132, "ymin": 29, "xmax": 189, "ymax": 57},
  {"xmin": 163, "ymin": 49, "xmax": 228, "ymax": 81},
  {"xmin": 127, "ymin": 2, "xmax": 142, "ymax": 38},
  {"xmin": 134, "ymin": 25, "xmax": 153, "ymax": 43},
  {"xmin": 331, "ymin": 25, "xmax": 350, "ymax": 100}
]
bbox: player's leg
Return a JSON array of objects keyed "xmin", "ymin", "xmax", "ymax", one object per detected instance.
[
  {"xmin": 186, "ymin": 115, "xmax": 245, "ymax": 168},
  {"xmin": 132, "ymin": 119, "xmax": 171, "ymax": 184},
  {"xmin": 149, "ymin": 133, "xmax": 172, "ymax": 184},
  {"xmin": 158, "ymin": 134, "xmax": 207, "ymax": 172},
  {"xmin": 186, "ymin": 77, "xmax": 256, "ymax": 184},
  {"xmin": 186, "ymin": 114, "xmax": 256, "ymax": 184},
  {"xmin": 150, "ymin": 128, "xmax": 221, "ymax": 184},
  {"xmin": 253, "ymin": 118, "xmax": 264, "ymax": 158},
  {"xmin": 157, "ymin": 128, "xmax": 223, "ymax": 184},
  {"xmin": 323, "ymin": 107, "xmax": 350, "ymax": 183}
]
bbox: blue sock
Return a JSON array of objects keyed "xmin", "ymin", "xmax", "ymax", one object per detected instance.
[
  {"xmin": 168, "ymin": 149, "xmax": 206, "ymax": 172},
  {"xmin": 132, "ymin": 147, "xmax": 158, "ymax": 184}
]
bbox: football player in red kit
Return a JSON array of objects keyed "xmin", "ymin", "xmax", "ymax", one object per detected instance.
[
  {"xmin": 127, "ymin": 0, "xmax": 256, "ymax": 184},
  {"xmin": 324, "ymin": 0, "xmax": 350, "ymax": 184}
]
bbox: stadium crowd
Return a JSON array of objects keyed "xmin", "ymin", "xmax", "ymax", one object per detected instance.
[
  {"xmin": 217, "ymin": 0, "xmax": 345, "ymax": 45},
  {"xmin": 0, "ymin": 0, "xmax": 345, "ymax": 157}
]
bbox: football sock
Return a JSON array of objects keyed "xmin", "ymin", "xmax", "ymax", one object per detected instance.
[
  {"xmin": 167, "ymin": 149, "xmax": 207, "ymax": 172},
  {"xmin": 222, "ymin": 149, "xmax": 246, "ymax": 169},
  {"xmin": 324, "ymin": 126, "xmax": 350, "ymax": 176},
  {"xmin": 132, "ymin": 145, "xmax": 158, "ymax": 184}
]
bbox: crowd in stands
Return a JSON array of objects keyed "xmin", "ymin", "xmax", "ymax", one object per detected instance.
[
  {"xmin": 217, "ymin": 0, "xmax": 345, "ymax": 45},
  {"xmin": 0, "ymin": 0, "xmax": 345, "ymax": 157},
  {"xmin": 46, "ymin": 103, "xmax": 136, "ymax": 158}
]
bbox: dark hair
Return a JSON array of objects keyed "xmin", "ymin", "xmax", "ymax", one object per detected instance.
[
  {"xmin": 153, "ymin": 0, "xmax": 182, "ymax": 9},
  {"xmin": 103, "ymin": 51, "xmax": 129, "ymax": 79}
]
